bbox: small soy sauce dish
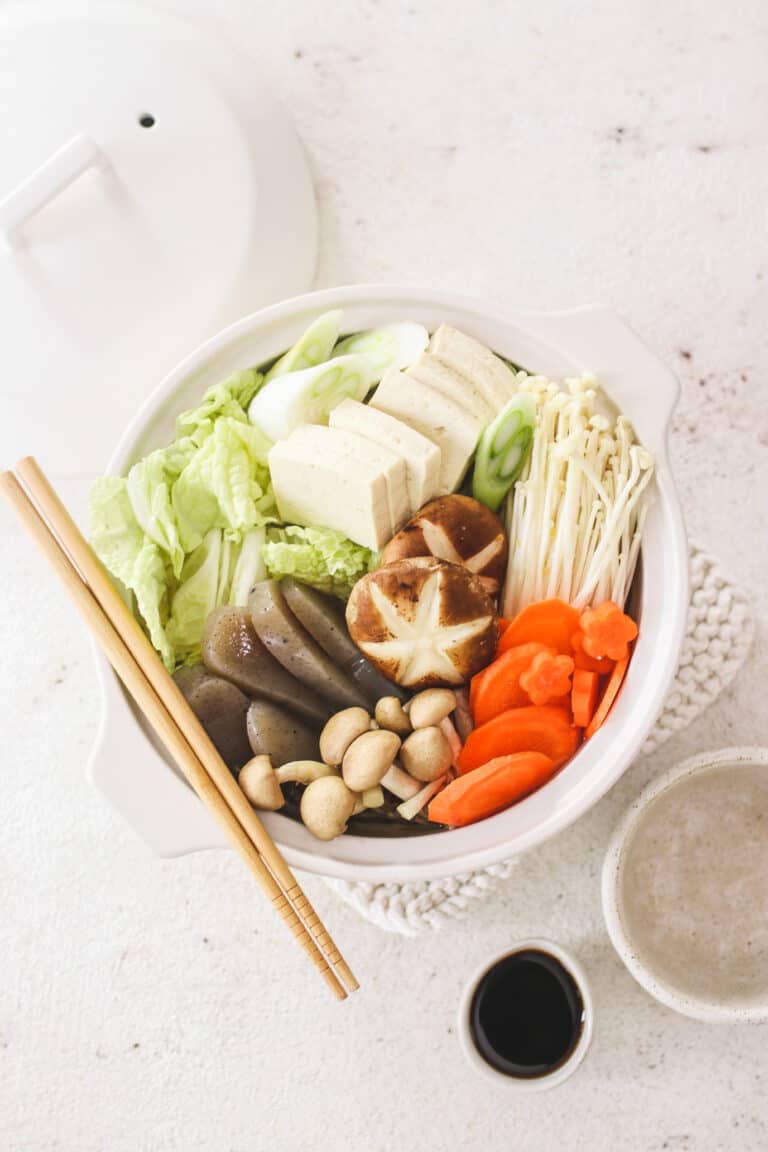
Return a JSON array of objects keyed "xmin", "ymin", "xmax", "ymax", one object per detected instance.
[{"xmin": 458, "ymin": 940, "xmax": 593, "ymax": 1091}]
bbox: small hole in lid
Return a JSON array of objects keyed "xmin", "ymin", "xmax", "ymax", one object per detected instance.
[{"xmin": 138, "ymin": 113, "xmax": 156, "ymax": 129}]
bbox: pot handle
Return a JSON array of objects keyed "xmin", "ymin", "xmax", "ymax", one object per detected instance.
[
  {"xmin": 89, "ymin": 657, "xmax": 226, "ymax": 858},
  {"xmin": 511, "ymin": 306, "xmax": 680, "ymax": 456},
  {"xmin": 0, "ymin": 133, "xmax": 107, "ymax": 248}
]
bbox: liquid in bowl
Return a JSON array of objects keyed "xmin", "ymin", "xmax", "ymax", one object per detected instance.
[{"xmin": 614, "ymin": 757, "xmax": 768, "ymax": 1013}]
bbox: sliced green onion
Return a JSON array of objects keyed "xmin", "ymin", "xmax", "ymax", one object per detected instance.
[
  {"xmin": 334, "ymin": 322, "xmax": 428, "ymax": 374},
  {"xmin": 264, "ymin": 310, "xmax": 343, "ymax": 382},
  {"xmin": 248, "ymin": 354, "xmax": 377, "ymax": 441},
  {"xmin": 472, "ymin": 394, "xmax": 537, "ymax": 511}
]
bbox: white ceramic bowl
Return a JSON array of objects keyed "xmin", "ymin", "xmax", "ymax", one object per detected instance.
[
  {"xmin": 602, "ymin": 747, "xmax": 768, "ymax": 1023},
  {"xmin": 89, "ymin": 285, "xmax": 688, "ymax": 881}
]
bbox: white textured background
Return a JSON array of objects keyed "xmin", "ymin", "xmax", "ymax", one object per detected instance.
[{"xmin": 2, "ymin": 1, "xmax": 768, "ymax": 1149}]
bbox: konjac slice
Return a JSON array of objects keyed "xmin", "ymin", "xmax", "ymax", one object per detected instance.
[
  {"xmin": 281, "ymin": 578, "xmax": 407, "ymax": 702},
  {"xmin": 246, "ymin": 699, "xmax": 321, "ymax": 767},
  {"xmin": 458, "ymin": 705, "xmax": 580, "ymax": 773},
  {"xmin": 498, "ymin": 599, "xmax": 581, "ymax": 657},
  {"xmin": 470, "ymin": 642, "xmax": 553, "ymax": 724},
  {"xmin": 174, "ymin": 664, "xmax": 252, "ymax": 770},
  {"xmin": 202, "ymin": 606, "xmax": 329, "ymax": 725},
  {"xmin": 281, "ymin": 577, "xmax": 363, "ymax": 664},
  {"xmin": 428, "ymin": 752, "xmax": 556, "ymax": 826},
  {"xmin": 249, "ymin": 580, "xmax": 369, "ymax": 709}
]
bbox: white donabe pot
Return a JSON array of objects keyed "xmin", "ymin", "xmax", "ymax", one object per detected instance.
[{"xmin": 88, "ymin": 285, "xmax": 689, "ymax": 881}]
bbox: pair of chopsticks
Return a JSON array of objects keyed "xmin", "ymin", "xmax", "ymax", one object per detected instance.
[{"xmin": 1, "ymin": 458, "xmax": 358, "ymax": 1001}]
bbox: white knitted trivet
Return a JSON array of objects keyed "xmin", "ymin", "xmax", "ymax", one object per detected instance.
[{"xmin": 324, "ymin": 544, "xmax": 753, "ymax": 935}]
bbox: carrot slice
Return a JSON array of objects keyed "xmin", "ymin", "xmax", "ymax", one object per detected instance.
[
  {"xmin": 470, "ymin": 642, "xmax": 552, "ymax": 724},
  {"xmin": 499, "ymin": 599, "xmax": 581, "ymax": 656},
  {"xmin": 578, "ymin": 602, "xmax": 638, "ymax": 662},
  {"xmin": 519, "ymin": 651, "xmax": 574, "ymax": 706},
  {"xmin": 428, "ymin": 752, "xmax": 556, "ymax": 826},
  {"xmin": 458, "ymin": 705, "xmax": 580, "ymax": 773},
  {"xmin": 585, "ymin": 657, "xmax": 629, "ymax": 738},
  {"xmin": 497, "ymin": 618, "xmax": 512, "ymax": 638},
  {"xmin": 571, "ymin": 669, "xmax": 599, "ymax": 728},
  {"xmin": 571, "ymin": 630, "xmax": 615, "ymax": 674}
]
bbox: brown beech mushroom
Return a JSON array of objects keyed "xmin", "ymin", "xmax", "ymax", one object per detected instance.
[
  {"xmin": 300, "ymin": 776, "xmax": 357, "ymax": 840},
  {"xmin": 351, "ymin": 786, "xmax": 386, "ymax": 815},
  {"xmin": 276, "ymin": 760, "xmax": 338, "ymax": 786},
  {"xmin": 238, "ymin": 756, "xmax": 285, "ymax": 810},
  {"xmin": 379, "ymin": 494, "xmax": 507, "ymax": 593},
  {"xmin": 374, "ymin": 696, "xmax": 412, "ymax": 735},
  {"xmin": 238, "ymin": 757, "xmax": 337, "ymax": 811},
  {"xmin": 361, "ymin": 786, "xmax": 385, "ymax": 808},
  {"xmin": 409, "ymin": 688, "xmax": 456, "ymax": 729},
  {"xmin": 319, "ymin": 707, "xmax": 371, "ymax": 767},
  {"xmin": 346, "ymin": 556, "xmax": 498, "ymax": 688},
  {"xmin": 342, "ymin": 729, "xmax": 401, "ymax": 792},
  {"xmin": 400, "ymin": 726, "xmax": 453, "ymax": 781}
]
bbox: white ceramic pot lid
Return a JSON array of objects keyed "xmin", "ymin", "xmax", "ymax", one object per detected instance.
[{"xmin": 0, "ymin": 0, "xmax": 317, "ymax": 473}]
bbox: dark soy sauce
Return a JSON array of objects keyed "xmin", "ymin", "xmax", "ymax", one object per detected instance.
[{"xmin": 470, "ymin": 949, "xmax": 584, "ymax": 1078}]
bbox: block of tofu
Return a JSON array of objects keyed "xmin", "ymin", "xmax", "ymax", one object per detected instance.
[
  {"xmin": 370, "ymin": 369, "xmax": 484, "ymax": 494},
  {"xmin": 329, "ymin": 398, "xmax": 441, "ymax": 513},
  {"xmin": 406, "ymin": 351, "xmax": 496, "ymax": 426},
  {"xmin": 268, "ymin": 428, "xmax": 392, "ymax": 551},
  {"xmin": 287, "ymin": 422, "xmax": 409, "ymax": 538},
  {"xmin": 429, "ymin": 324, "xmax": 516, "ymax": 412}
]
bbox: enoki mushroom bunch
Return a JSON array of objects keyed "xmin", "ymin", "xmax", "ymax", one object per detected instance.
[{"xmin": 503, "ymin": 373, "xmax": 655, "ymax": 616}]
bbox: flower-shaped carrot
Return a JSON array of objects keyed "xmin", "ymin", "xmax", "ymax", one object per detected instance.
[
  {"xmin": 570, "ymin": 629, "xmax": 614, "ymax": 674},
  {"xmin": 577, "ymin": 601, "xmax": 638, "ymax": 662},
  {"xmin": 519, "ymin": 650, "xmax": 574, "ymax": 706}
]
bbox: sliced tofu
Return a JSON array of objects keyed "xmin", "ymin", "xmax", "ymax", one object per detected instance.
[
  {"xmin": 329, "ymin": 398, "xmax": 441, "ymax": 513},
  {"xmin": 406, "ymin": 351, "xmax": 496, "ymax": 427},
  {"xmin": 288, "ymin": 423, "xmax": 409, "ymax": 538},
  {"xmin": 429, "ymin": 324, "xmax": 516, "ymax": 412},
  {"xmin": 370, "ymin": 369, "xmax": 484, "ymax": 494},
  {"xmin": 268, "ymin": 429, "xmax": 392, "ymax": 551}
]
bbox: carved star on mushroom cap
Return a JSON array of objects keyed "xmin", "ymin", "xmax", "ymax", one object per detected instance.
[
  {"xmin": 358, "ymin": 566, "xmax": 492, "ymax": 685},
  {"xmin": 420, "ymin": 518, "xmax": 504, "ymax": 574}
]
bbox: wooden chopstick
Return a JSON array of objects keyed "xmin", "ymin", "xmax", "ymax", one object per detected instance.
[
  {"xmin": 3, "ymin": 463, "xmax": 358, "ymax": 999},
  {"xmin": 16, "ymin": 458, "xmax": 359, "ymax": 995},
  {"xmin": 2, "ymin": 467, "xmax": 348, "ymax": 1000}
]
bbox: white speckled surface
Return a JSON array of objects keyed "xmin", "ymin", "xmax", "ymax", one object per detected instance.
[{"xmin": 2, "ymin": 1, "xmax": 767, "ymax": 1149}]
